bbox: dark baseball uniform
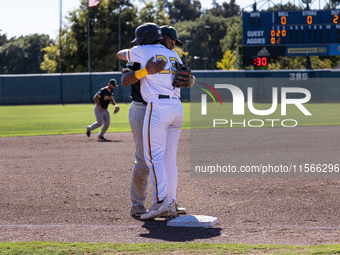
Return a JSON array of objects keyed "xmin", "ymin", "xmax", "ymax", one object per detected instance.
[
  {"xmin": 87, "ymin": 87, "xmax": 115, "ymax": 138},
  {"xmin": 97, "ymin": 87, "xmax": 114, "ymax": 109},
  {"xmin": 122, "ymin": 63, "xmax": 149, "ymax": 209}
]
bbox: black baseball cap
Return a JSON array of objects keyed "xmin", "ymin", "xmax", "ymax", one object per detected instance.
[
  {"xmin": 109, "ymin": 78, "xmax": 118, "ymax": 87},
  {"xmin": 131, "ymin": 22, "xmax": 163, "ymax": 45},
  {"xmin": 160, "ymin": 25, "xmax": 183, "ymax": 46}
]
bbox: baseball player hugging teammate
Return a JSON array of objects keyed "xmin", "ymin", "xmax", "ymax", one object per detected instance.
[
  {"xmin": 86, "ymin": 79, "xmax": 120, "ymax": 140},
  {"xmin": 117, "ymin": 22, "xmax": 194, "ymax": 220}
]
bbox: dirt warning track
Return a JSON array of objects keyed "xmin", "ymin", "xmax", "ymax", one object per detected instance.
[{"xmin": 1, "ymin": 127, "xmax": 340, "ymax": 244}]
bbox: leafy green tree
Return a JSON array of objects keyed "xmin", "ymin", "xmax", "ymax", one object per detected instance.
[
  {"xmin": 322, "ymin": 0, "xmax": 340, "ymax": 9},
  {"xmin": 266, "ymin": 2, "xmax": 302, "ymax": 11},
  {"xmin": 0, "ymin": 34, "xmax": 8, "ymax": 47},
  {"xmin": 208, "ymin": 0, "xmax": 240, "ymax": 18},
  {"xmin": 267, "ymin": 57, "xmax": 304, "ymax": 69},
  {"xmin": 216, "ymin": 50, "xmax": 237, "ymax": 69},
  {"xmin": 138, "ymin": 0, "xmax": 170, "ymax": 24},
  {"xmin": 325, "ymin": 56, "xmax": 340, "ymax": 68},
  {"xmin": 219, "ymin": 15, "xmax": 242, "ymax": 69},
  {"xmin": 310, "ymin": 56, "xmax": 333, "ymax": 69},
  {"xmin": 164, "ymin": 0, "xmax": 201, "ymax": 22},
  {"xmin": 41, "ymin": 0, "xmax": 138, "ymax": 73},
  {"xmin": 40, "ymin": 43, "xmax": 59, "ymax": 73},
  {"xmin": 174, "ymin": 13, "xmax": 231, "ymax": 70},
  {"xmin": 173, "ymin": 45, "xmax": 186, "ymax": 58},
  {"xmin": 267, "ymin": 56, "xmax": 333, "ymax": 69},
  {"xmin": 0, "ymin": 34, "xmax": 53, "ymax": 74}
]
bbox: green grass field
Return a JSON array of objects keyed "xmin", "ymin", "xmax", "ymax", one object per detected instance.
[
  {"xmin": 0, "ymin": 103, "xmax": 190, "ymax": 138},
  {"xmin": 1, "ymin": 242, "xmax": 340, "ymax": 254},
  {"xmin": 0, "ymin": 102, "xmax": 339, "ymax": 138},
  {"xmin": 1, "ymin": 103, "xmax": 340, "ymax": 254}
]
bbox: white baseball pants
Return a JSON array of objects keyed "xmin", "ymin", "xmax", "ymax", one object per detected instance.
[{"xmin": 143, "ymin": 95, "xmax": 183, "ymax": 204}]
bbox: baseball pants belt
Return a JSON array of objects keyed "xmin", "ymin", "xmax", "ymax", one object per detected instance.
[
  {"xmin": 147, "ymin": 94, "xmax": 179, "ymax": 103},
  {"xmin": 158, "ymin": 95, "xmax": 178, "ymax": 100}
]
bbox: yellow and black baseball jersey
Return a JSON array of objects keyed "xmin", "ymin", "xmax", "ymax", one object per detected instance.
[
  {"xmin": 121, "ymin": 62, "xmax": 147, "ymax": 105},
  {"xmin": 97, "ymin": 87, "xmax": 114, "ymax": 109},
  {"xmin": 126, "ymin": 44, "xmax": 182, "ymax": 102}
]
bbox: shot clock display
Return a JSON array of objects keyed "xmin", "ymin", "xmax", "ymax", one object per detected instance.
[
  {"xmin": 253, "ymin": 56, "xmax": 268, "ymax": 66},
  {"xmin": 242, "ymin": 9, "xmax": 340, "ymax": 60}
]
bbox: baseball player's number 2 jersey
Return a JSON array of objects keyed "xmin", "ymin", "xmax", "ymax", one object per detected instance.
[{"xmin": 126, "ymin": 44, "xmax": 182, "ymax": 102}]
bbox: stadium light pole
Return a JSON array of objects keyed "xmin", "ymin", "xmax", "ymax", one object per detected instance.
[
  {"xmin": 59, "ymin": 0, "xmax": 63, "ymax": 104},
  {"xmin": 59, "ymin": 0, "xmax": 62, "ymax": 74},
  {"xmin": 193, "ymin": 56, "xmax": 200, "ymax": 70},
  {"xmin": 185, "ymin": 40, "xmax": 193, "ymax": 66},
  {"xmin": 87, "ymin": 2, "xmax": 91, "ymax": 73},
  {"xmin": 203, "ymin": 25, "xmax": 210, "ymax": 70},
  {"xmin": 118, "ymin": 0, "xmax": 121, "ymax": 71},
  {"xmin": 87, "ymin": 0, "xmax": 92, "ymax": 102}
]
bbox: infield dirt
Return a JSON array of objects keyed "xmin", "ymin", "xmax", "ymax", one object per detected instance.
[{"xmin": 1, "ymin": 127, "xmax": 340, "ymax": 244}]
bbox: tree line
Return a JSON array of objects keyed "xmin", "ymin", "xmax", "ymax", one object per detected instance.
[{"xmin": 0, "ymin": 0, "xmax": 339, "ymax": 74}]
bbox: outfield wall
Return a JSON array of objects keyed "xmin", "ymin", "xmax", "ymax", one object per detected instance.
[{"xmin": 0, "ymin": 70, "xmax": 339, "ymax": 105}]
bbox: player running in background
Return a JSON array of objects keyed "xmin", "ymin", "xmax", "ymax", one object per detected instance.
[
  {"xmin": 117, "ymin": 23, "xmax": 184, "ymax": 220},
  {"xmin": 120, "ymin": 25, "xmax": 186, "ymax": 218},
  {"xmin": 86, "ymin": 79, "xmax": 120, "ymax": 140}
]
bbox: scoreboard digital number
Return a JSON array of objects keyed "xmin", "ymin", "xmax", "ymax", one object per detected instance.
[
  {"xmin": 242, "ymin": 9, "xmax": 340, "ymax": 58},
  {"xmin": 253, "ymin": 56, "xmax": 268, "ymax": 66}
]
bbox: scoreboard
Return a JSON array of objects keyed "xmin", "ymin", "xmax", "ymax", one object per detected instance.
[{"xmin": 242, "ymin": 9, "xmax": 340, "ymax": 65}]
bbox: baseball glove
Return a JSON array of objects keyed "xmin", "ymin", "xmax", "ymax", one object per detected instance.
[
  {"xmin": 113, "ymin": 105, "xmax": 120, "ymax": 114},
  {"xmin": 172, "ymin": 62, "xmax": 195, "ymax": 88}
]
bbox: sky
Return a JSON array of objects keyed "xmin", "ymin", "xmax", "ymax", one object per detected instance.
[{"xmin": 0, "ymin": 0, "xmax": 327, "ymax": 40}]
